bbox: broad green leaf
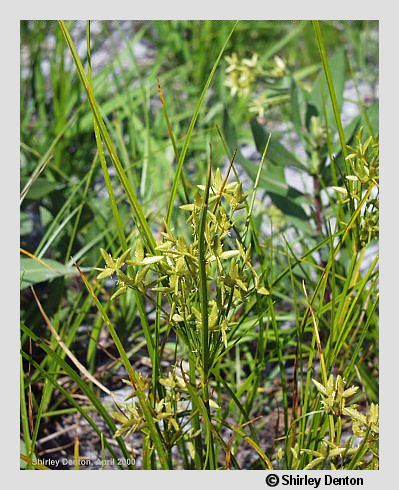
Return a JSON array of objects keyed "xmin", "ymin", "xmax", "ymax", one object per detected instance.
[
  {"xmin": 20, "ymin": 440, "xmax": 27, "ymax": 469},
  {"xmin": 20, "ymin": 178, "xmax": 65, "ymax": 200},
  {"xmin": 223, "ymin": 111, "xmax": 309, "ymax": 230},
  {"xmin": 290, "ymin": 77, "xmax": 307, "ymax": 146},
  {"xmin": 250, "ymin": 118, "xmax": 307, "ymax": 171},
  {"xmin": 364, "ymin": 101, "xmax": 379, "ymax": 135},
  {"xmin": 20, "ymin": 257, "xmax": 79, "ymax": 289},
  {"xmin": 223, "ymin": 111, "xmax": 302, "ymax": 198},
  {"xmin": 20, "ymin": 212, "xmax": 33, "ymax": 236}
]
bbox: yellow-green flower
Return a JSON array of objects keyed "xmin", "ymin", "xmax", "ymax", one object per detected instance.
[{"xmin": 224, "ymin": 52, "xmax": 260, "ymax": 97}]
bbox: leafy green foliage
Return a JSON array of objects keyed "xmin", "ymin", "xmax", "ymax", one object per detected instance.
[
  {"xmin": 20, "ymin": 20, "xmax": 378, "ymax": 470},
  {"xmin": 20, "ymin": 257, "xmax": 79, "ymax": 289}
]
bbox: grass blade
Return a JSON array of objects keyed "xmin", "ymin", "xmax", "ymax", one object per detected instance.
[{"xmin": 165, "ymin": 21, "xmax": 237, "ymax": 225}]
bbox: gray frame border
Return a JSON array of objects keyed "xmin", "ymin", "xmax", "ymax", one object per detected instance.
[{"xmin": 4, "ymin": 1, "xmax": 396, "ymax": 488}]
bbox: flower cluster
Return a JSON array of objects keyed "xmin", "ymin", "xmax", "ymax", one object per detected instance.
[
  {"xmin": 224, "ymin": 52, "xmax": 261, "ymax": 97},
  {"xmin": 312, "ymin": 374, "xmax": 359, "ymax": 417},
  {"xmin": 275, "ymin": 374, "xmax": 379, "ymax": 470},
  {"xmin": 308, "ymin": 374, "xmax": 379, "ymax": 469},
  {"xmin": 97, "ymin": 168, "xmax": 269, "ymax": 360},
  {"xmin": 113, "ymin": 371, "xmax": 192, "ymax": 440},
  {"xmin": 224, "ymin": 53, "xmax": 289, "ymax": 118},
  {"xmin": 332, "ymin": 129, "xmax": 379, "ymax": 248}
]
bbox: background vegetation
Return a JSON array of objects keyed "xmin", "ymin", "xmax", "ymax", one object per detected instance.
[{"xmin": 20, "ymin": 20, "xmax": 379, "ymax": 470}]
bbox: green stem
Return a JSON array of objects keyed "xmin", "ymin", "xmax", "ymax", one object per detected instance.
[
  {"xmin": 312, "ymin": 20, "xmax": 360, "ymax": 250},
  {"xmin": 197, "ymin": 163, "xmax": 216, "ymax": 469}
]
